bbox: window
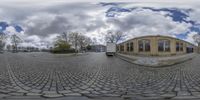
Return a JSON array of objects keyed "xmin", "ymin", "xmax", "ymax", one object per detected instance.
[
  {"xmin": 176, "ymin": 42, "xmax": 184, "ymax": 52},
  {"xmin": 180, "ymin": 43, "xmax": 183, "ymax": 51},
  {"xmin": 158, "ymin": 40, "xmax": 170, "ymax": 52},
  {"xmin": 144, "ymin": 40, "xmax": 150, "ymax": 51},
  {"xmin": 117, "ymin": 46, "xmax": 120, "ymax": 51},
  {"xmin": 126, "ymin": 43, "xmax": 129, "ymax": 52},
  {"xmin": 138, "ymin": 39, "xmax": 150, "ymax": 52},
  {"xmin": 130, "ymin": 42, "xmax": 134, "ymax": 51},
  {"xmin": 120, "ymin": 45, "xmax": 124, "ymax": 51},
  {"xmin": 138, "ymin": 40, "xmax": 143, "ymax": 52},
  {"xmin": 165, "ymin": 41, "xmax": 170, "ymax": 51},
  {"xmin": 176, "ymin": 42, "xmax": 179, "ymax": 52},
  {"xmin": 158, "ymin": 41, "xmax": 164, "ymax": 51}
]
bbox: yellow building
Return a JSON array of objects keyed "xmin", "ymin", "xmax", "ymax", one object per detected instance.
[{"xmin": 117, "ymin": 35, "xmax": 197, "ymax": 56}]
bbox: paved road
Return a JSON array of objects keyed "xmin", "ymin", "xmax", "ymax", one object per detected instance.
[{"xmin": 0, "ymin": 52, "xmax": 200, "ymax": 100}]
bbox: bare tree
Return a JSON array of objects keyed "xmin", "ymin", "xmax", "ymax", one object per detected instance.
[
  {"xmin": 84, "ymin": 37, "xmax": 92, "ymax": 46},
  {"xmin": 92, "ymin": 37, "xmax": 98, "ymax": 45},
  {"xmin": 62, "ymin": 32, "xmax": 68, "ymax": 43},
  {"xmin": 0, "ymin": 32, "xmax": 6, "ymax": 52},
  {"xmin": 105, "ymin": 30, "xmax": 126, "ymax": 43},
  {"xmin": 52, "ymin": 36, "xmax": 71, "ymax": 53},
  {"xmin": 10, "ymin": 34, "xmax": 22, "ymax": 52},
  {"xmin": 78, "ymin": 35, "xmax": 92, "ymax": 52},
  {"xmin": 0, "ymin": 40, "xmax": 5, "ymax": 52},
  {"xmin": 68, "ymin": 32, "xmax": 92, "ymax": 53},
  {"xmin": 193, "ymin": 34, "xmax": 200, "ymax": 46},
  {"xmin": 68, "ymin": 32, "xmax": 80, "ymax": 53}
]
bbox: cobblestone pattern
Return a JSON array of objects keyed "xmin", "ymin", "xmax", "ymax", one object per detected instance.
[{"xmin": 1, "ymin": 52, "xmax": 200, "ymax": 99}]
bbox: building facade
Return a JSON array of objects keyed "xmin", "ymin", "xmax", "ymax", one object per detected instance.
[
  {"xmin": 117, "ymin": 35, "xmax": 197, "ymax": 56},
  {"xmin": 0, "ymin": 40, "xmax": 4, "ymax": 52},
  {"xmin": 6, "ymin": 45, "xmax": 40, "ymax": 52},
  {"xmin": 89, "ymin": 45, "xmax": 106, "ymax": 52}
]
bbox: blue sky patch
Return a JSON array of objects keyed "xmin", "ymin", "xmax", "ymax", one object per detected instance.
[
  {"xmin": 104, "ymin": 3, "xmax": 200, "ymax": 41},
  {"xmin": 106, "ymin": 7, "xmax": 131, "ymax": 17},
  {"xmin": 175, "ymin": 33, "xmax": 188, "ymax": 39},
  {"xmin": 0, "ymin": 22, "xmax": 9, "ymax": 32},
  {"xmin": 0, "ymin": 21, "xmax": 23, "ymax": 33}
]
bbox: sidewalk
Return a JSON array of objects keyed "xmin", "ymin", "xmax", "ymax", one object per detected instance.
[{"xmin": 116, "ymin": 53, "xmax": 196, "ymax": 67}]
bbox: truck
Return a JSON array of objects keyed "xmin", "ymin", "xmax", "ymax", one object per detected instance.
[{"xmin": 106, "ymin": 42, "xmax": 116, "ymax": 56}]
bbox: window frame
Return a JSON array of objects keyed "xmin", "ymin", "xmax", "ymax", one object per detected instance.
[
  {"xmin": 130, "ymin": 42, "xmax": 134, "ymax": 52},
  {"xmin": 120, "ymin": 45, "xmax": 124, "ymax": 51},
  {"xmin": 176, "ymin": 42, "xmax": 184, "ymax": 52},
  {"xmin": 138, "ymin": 40, "xmax": 143, "ymax": 52},
  {"xmin": 138, "ymin": 39, "xmax": 151, "ymax": 52},
  {"xmin": 180, "ymin": 43, "xmax": 183, "ymax": 51},
  {"xmin": 176, "ymin": 42, "xmax": 180, "ymax": 52},
  {"xmin": 158, "ymin": 39, "xmax": 170, "ymax": 52},
  {"xmin": 144, "ymin": 40, "xmax": 150, "ymax": 52},
  {"xmin": 126, "ymin": 43, "xmax": 130, "ymax": 52},
  {"xmin": 117, "ymin": 45, "xmax": 120, "ymax": 51}
]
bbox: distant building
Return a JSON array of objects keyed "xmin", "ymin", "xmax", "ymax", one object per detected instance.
[
  {"xmin": 117, "ymin": 35, "xmax": 197, "ymax": 56},
  {"xmin": 89, "ymin": 45, "xmax": 106, "ymax": 52},
  {"xmin": 0, "ymin": 33, "xmax": 5, "ymax": 51},
  {"xmin": 6, "ymin": 45, "xmax": 40, "ymax": 52},
  {"xmin": 18, "ymin": 46, "xmax": 39, "ymax": 52},
  {"xmin": 0, "ymin": 40, "xmax": 4, "ymax": 52}
]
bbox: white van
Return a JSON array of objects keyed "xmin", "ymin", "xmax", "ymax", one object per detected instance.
[{"xmin": 106, "ymin": 42, "xmax": 116, "ymax": 56}]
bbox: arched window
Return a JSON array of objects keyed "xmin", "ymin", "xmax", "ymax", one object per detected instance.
[
  {"xmin": 138, "ymin": 39, "xmax": 150, "ymax": 52},
  {"xmin": 158, "ymin": 39, "xmax": 170, "ymax": 52}
]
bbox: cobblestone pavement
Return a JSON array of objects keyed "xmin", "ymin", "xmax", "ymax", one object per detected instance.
[{"xmin": 1, "ymin": 52, "xmax": 200, "ymax": 100}]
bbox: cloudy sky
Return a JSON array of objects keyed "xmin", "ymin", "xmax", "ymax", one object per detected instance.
[{"xmin": 0, "ymin": 0, "xmax": 200, "ymax": 48}]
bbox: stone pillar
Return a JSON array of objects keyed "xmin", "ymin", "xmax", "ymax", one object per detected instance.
[
  {"xmin": 124, "ymin": 43, "xmax": 126, "ymax": 53},
  {"xmin": 171, "ymin": 39, "xmax": 176, "ymax": 55},
  {"xmin": 134, "ymin": 39, "xmax": 138, "ymax": 54},
  {"xmin": 151, "ymin": 37, "xmax": 157, "ymax": 56}
]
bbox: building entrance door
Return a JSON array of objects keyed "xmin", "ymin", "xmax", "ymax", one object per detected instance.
[{"xmin": 186, "ymin": 47, "xmax": 193, "ymax": 53}]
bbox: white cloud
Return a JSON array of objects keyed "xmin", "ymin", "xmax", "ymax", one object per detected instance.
[
  {"xmin": 3, "ymin": 26, "xmax": 17, "ymax": 35},
  {"xmin": 4, "ymin": 25, "xmax": 25, "ymax": 37},
  {"xmin": 184, "ymin": 31, "xmax": 198, "ymax": 45},
  {"xmin": 1, "ymin": 2, "xmax": 199, "ymax": 47},
  {"xmin": 23, "ymin": 13, "xmax": 56, "ymax": 31},
  {"xmin": 25, "ymin": 35, "xmax": 41, "ymax": 43},
  {"xmin": 189, "ymin": 9, "xmax": 200, "ymax": 23},
  {"xmin": 0, "ymin": 9, "xmax": 2, "ymax": 14},
  {"xmin": 1, "ymin": 0, "xmax": 200, "ymax": 3},
  {"xmin": 20, "ymin": 34, "xmax": 60, "ymax": 49},
  {"xmin": 106, "ymin": 9, "xmax": 192, "ymax": 40},
  {"xmin": 2, "ymin": 26, "xmax": 25, "ymax": 47}
]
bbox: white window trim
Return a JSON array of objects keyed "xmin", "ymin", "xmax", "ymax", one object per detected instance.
[{"xmin": 158, "ymin": 40, "xmax": 170, "ymax": 52}]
